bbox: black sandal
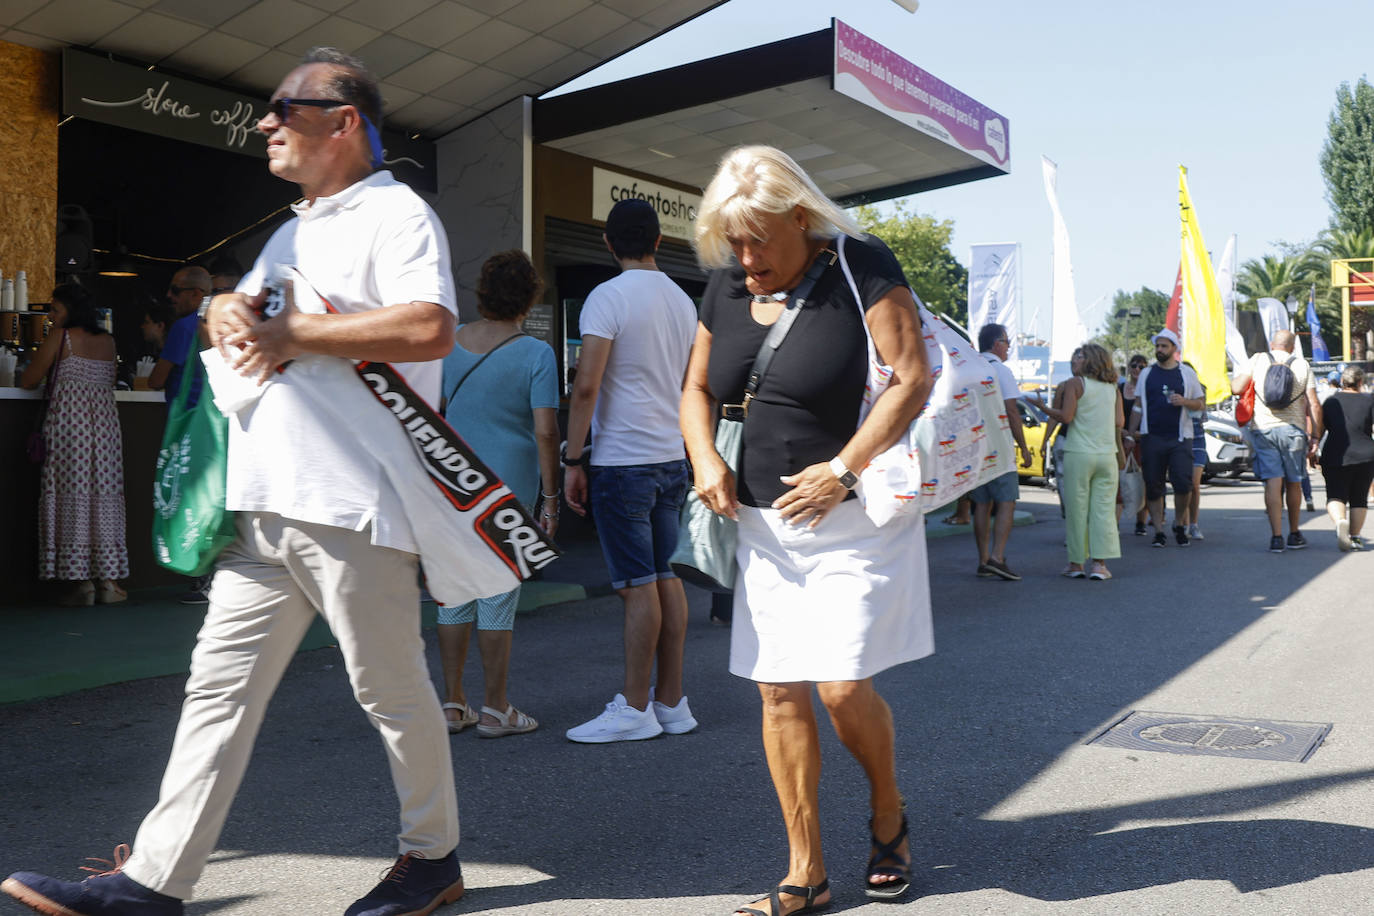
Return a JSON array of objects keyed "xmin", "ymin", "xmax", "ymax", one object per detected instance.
[
  {"xmin": 865, "ymin": 806, "xmax": 911, "ymax": 900},
  {"xmin": 735, "ymin": 878, "xmax": 830, "ymax": 916}
]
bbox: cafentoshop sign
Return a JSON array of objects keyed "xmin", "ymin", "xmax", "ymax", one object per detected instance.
[
  {"xmin": 61, "ymin": 48, "xmax": 436, "ymax": 192},
  {"xmin": 591, "ymin": 168, "xmax": 700, "ymax": 242}
]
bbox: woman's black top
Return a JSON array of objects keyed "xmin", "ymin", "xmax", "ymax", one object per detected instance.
[
  {"xmin": 1119, "ymin": 380, "xmax": 1136, "ymax": 427},
  {"xmin": 1320, "ymin": 390, "xmax": 1374, "ymax": 467},
  {"xmin": 700, "ymin": 234, "xmax": 908, "ymax": 507}
]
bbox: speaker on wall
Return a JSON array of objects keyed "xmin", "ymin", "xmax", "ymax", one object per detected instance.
[{"xmin": 56, "ymin": 204, "xmax": 94, "ymax": 273}]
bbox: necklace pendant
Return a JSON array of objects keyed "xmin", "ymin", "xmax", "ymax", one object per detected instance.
[{"xmin": 749, "ymin": 291, "xmax": 789, "ymax": 304}]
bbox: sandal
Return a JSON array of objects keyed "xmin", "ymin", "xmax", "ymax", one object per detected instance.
[
  {"xmin": 442, "ymin": 702, "xmax": 478, "ymax": 734},
  {"xmin": 865, "ymin": 806, "xmax": 911, "ymax": 900},
  {"xmin": 475, "ymin": 704, "xmax": 538, "ymax": 738},
  {"xmin": 97, "ymin": 582, "xmax": 128, "ymax": 605},
  {"xmin": 735, "ymin": 878, "xmax": 830, "ymax": 916},
  {"xmin": 55, "ymin": 582, "xmax": 95, "ymax": 607}
]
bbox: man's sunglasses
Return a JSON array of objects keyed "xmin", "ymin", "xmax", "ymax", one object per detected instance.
[{"xmin": 267, "ymin": 97, "xmax": 346, "ymax": 122}]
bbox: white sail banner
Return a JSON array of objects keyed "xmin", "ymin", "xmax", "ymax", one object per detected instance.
[
  {"xmin": 1041, "ymin": 156, "xmax": 1080, "ymax": 364},
  {"xmin": 1215, "ymin": 234, "xmax": 1238, "ymax": 325},
  {"xmin": 1257, "ymin": 297, "xmax": 1290, "ymax": 342},
  {"xmin": 968, "ymin": 243, "xmax": 1020, "ymax": 339}
]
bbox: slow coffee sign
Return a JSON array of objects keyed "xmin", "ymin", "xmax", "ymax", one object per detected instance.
[
  {"xmin": 62, "ymin": 49, "xmax": 436, "ymax": 192},
  {"xmin": 63, "ymin": 49, "xmax": 267, "ymax": 156}
]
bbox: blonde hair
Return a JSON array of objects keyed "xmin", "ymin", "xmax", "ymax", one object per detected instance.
[
  {"xmin": 1079, "ymin": 343, "xmax": 1118, "ymax": 385},
  {"xmin": 694, "ymin": 145, "xmax": 862, "ymax": 268}
]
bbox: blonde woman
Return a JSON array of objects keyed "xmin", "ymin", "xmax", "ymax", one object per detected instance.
[
  {"xmin": 682, "ymin": 146, "xmax": 933, "ymax": 914},
  {"xmin": 1041, "ymin": 343, "xmax": 1124, "ymax": 579}
]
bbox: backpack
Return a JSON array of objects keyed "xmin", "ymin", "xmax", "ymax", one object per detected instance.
[{"xmin": 1258, "ymin": 353, "xmax": 1299, "ymax": 409}]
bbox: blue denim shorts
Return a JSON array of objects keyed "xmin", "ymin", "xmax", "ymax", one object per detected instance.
[
  {"xmin": 1192, "ymin": 434, "xmax": 1207, "ymax": 469},
  {"xmin": 1252, "ymin": 424, "xmax": 1308, "ymax": 482},
  {"xmin": 589, "ymin": 459, "xmax": 689, "ymax": 589},
  {"xmin": 968, "ymin": 469, "xmax": 1019, "ymax": 504}
]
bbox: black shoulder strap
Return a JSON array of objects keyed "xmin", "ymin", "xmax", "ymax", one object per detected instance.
[
  {"xmin": 744, "ymin": 246, "xmax": 838, "ymax": 402},
  {"xmin": 445, "ymin": 332, "xmax": 524, "ymax": 407}
]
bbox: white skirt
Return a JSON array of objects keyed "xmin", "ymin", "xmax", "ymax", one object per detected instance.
[{"xmin": 729, "ymin": 499, "xmax": 934, "ymax": 683}]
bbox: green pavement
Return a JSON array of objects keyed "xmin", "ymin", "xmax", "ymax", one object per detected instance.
[
  {"xmin": 0, "ymin": 505, "xmax": 1030, "ymax": 706},
  {"xmin": 0, "ymin": 580, "xmax": 585, "ymax": 706}
]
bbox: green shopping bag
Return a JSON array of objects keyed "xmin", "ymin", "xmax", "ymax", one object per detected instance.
[{"xmin": 152, "ymin": 340, "xmax": 236, "ymax": 576}]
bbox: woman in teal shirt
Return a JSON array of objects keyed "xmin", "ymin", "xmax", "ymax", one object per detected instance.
[{"xmin": 437, "ymin": 250, "xmax": 561, "ymax": 737}]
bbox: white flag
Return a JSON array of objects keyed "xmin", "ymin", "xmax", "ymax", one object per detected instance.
[
  {"xmin": 1212, "ymin": 234, "xmax": 1248, "ymax": 364},
  {"xmin": 1215, "ymin": 234, "xmax": 1238, "ymax": 324},
  {"xmin": 1257, "ymin": 297, "xmax": 1289, "ymax": 342},
  {"xmin": 968, "ymin": 243, "xmax": 1019, "ymax": 338},
  {"xmin": 1041, "ymin": 156, "xmax": 1080, "ymax": 365}
]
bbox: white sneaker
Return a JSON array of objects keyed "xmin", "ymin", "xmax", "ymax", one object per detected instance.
[
  {"xmin": 565, "ymin": 694, "xmax": 663, "ymax": 743},
  {"xmin": 1188, "ymin": 524, "xmax": 1203, "ymax": 540},
  {"xmin": 652, "ymin": 695, "xmax": 698, "ymax": 735},
  {"xmin": 1337, "ymin": 517, "xmax": 1351, "ymax": 551}
]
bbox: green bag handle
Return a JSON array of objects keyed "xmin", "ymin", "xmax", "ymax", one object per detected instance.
[{"xmin": 167, "ymin": 324, "xmax": 207, "ymax": 417}]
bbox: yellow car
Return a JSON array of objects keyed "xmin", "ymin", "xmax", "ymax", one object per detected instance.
[{"xmin": 1014, "ymin": 395, "xmax": 1060, "ymax": 481}]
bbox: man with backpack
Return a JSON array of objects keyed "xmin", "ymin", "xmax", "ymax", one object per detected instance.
[{"xmin": 1231, "ymin": 329, "xmax": 1321, "ymax": 552}]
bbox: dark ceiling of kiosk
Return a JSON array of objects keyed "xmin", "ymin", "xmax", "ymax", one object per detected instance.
[{"xmin": 0, "ymin": 0, "xmax": 722, "ymax": 139}]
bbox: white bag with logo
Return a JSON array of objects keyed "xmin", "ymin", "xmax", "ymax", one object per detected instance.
[{"xmin": 837, "ymin": 235, "xmax": 1014, "ymax": 526}]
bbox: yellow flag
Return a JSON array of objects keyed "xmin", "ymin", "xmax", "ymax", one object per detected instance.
[{"xmin": 1178, "ymin": 166, "xmax": 1229, "ymax": 405}]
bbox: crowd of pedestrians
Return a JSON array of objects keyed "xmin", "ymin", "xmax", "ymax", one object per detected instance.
[
  {"xmin": 0, "ymin": 51, "xmax": 940, "ymax": 916},
  {"xmin": 4, "ymin": 42, "xmax": 1372, "ymax": 916}
]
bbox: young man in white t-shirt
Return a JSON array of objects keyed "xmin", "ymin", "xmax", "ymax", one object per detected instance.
[{"xmin": 563, "ymin": 198, "xmax": 698, "ymax": 743}]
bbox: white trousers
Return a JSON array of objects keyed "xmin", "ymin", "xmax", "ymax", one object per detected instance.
[{"xmin": 123, "ymin": 513, "xmax": 460, "ymax": 900}]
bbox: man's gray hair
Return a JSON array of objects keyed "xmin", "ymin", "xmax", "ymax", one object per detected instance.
[
  {"xmin": 1341, "ymin": 364, "xmax": 1366, "ymax": 390},
  {"xmin": 300, "ymin": 47, "xmax": 383, "ymax": 129}
]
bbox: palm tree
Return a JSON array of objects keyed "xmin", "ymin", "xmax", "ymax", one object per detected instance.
[
  {"xmin": 1310, "ymin": 227, "xmax": 1374, "ymax": 355},
  {"xmin": 1235, "ymin": 252, "xmax": 1310, "ymax": 302}
]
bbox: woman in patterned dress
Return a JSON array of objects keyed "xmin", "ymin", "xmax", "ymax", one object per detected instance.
[{"xmin": 21, "ymin": 283, "xmax": 129, "ymax": 606}]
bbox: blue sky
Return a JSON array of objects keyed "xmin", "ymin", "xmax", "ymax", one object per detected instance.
[{"xmin": 554, "ymin": 0, "xmax": 1370, "ymax": 342}]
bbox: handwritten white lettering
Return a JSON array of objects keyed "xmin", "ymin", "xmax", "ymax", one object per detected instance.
[
  {"xmin": 210, "ymin": 101, "xmax": 256, "ymax": 148},
  {"xmin": 81, "ymin": 81, "xmax": 201, "ymax": 123}
]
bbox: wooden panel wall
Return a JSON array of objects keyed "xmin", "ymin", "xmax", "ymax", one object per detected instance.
[{"xmin": 0, "ymin": 40, "xmax": 58, "ymax": 302}]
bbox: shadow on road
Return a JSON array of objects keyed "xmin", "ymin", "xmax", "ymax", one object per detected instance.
[{"xmin": 2, "ymin": 481, "xmax": 1367, "ymax": 913}]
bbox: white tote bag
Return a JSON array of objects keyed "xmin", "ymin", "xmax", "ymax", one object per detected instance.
[{"xmin": 836, "ymin": 235, "xmax": 1014, "ymax": 526}]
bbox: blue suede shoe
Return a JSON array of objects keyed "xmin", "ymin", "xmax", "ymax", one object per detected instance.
[
  {"xmin": 2, "ymin": 869, "xmax": 183, "ymax": 916},
  {"xmin": 345, "ymin": 850, "xmax": 464, "ymax": 916}
]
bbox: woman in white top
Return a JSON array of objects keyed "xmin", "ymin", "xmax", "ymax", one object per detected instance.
[{"xmin": 1041, "ymin": 343, "xmax": 1124, "ymax": 579}]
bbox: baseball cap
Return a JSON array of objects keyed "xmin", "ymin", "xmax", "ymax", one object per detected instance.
[
  {"xmin": 604, "ymin": 198, "xmax": 659, "ymax": 244},
  {"xmin": 1152, "ymin": 328, "xmax": 1180, "ymax": 348}
]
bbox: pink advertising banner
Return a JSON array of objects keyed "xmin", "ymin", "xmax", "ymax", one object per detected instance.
[{"xmin": 833, "ymin": 19, "xmax": 1010, "ymax": 171}]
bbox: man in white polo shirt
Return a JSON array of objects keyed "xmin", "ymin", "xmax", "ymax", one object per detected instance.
[{"xmin": 3, "ymin": 49, "xmax": 464, "ymax": 916}]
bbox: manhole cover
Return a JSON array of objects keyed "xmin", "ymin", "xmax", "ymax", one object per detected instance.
[{"xmin": 1087, "ymin": 711, "xmax": 1331, "ymax": 762}]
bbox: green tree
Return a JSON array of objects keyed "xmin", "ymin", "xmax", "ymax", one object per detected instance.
[
  {"xmin": 1236, "ymin": 252, "xmax": 1308, "ymax": 302},
  {"xmin": 1309, "ymin": 225, "xmax": 1374, "ymax": 354},
  {"xmin": 1098, "ymin": 286, "xmax": 1168, "ymax": 358},
  {"xmin": 1320, "ymin": 77, "xmax": 1374, "ymax": 235},
  {"xmin": 851, "ymin": 202, "xmax": 968, "ymax": 327}
]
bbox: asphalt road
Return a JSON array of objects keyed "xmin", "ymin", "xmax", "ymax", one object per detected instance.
[{"xmin": 3, "ymin": 477, "xmax": 1373, "ymax": 915}]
